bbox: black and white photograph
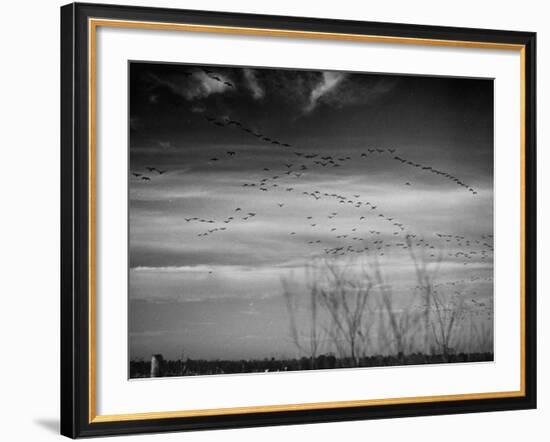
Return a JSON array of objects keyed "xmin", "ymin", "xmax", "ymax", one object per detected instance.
[{"xmin": 128, "ymin": 62, "xmax": 495, "ymax": 378}]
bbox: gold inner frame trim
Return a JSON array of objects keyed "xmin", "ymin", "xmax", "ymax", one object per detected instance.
[{"xmin": 88, "ymin": 17, "xmax": 527, "ymax": 424}]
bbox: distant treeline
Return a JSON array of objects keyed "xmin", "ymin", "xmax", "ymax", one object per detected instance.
[{"xmin": 130, "ymin": 352, "xmax": 493, "ymax": 378}]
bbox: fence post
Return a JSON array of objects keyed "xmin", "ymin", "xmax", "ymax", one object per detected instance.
[{"xmin": 151, "ymin": 354, "xmax": 164, "ymax": 377}]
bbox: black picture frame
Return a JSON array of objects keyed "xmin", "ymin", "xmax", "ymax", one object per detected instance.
[{"xmin": 61, "ymin": 2, "xmax": 536, "ymax": 438}]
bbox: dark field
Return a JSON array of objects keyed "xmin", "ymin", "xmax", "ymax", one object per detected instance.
[{"xmin": 130, "ymin": 352, "xmax": 493, "ymax": 378}]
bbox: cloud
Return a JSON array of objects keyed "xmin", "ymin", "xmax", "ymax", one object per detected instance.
[
  {"xmin": 304, "ymin": 71, "xmax": 347, "ymax": 113},
  {"xmin": 303, "ymin": 73, "xmax": 398, "ymax": 114},
  {"xmin": 132, "ymin": 264, "xmax": 256, "ymax": 273},
  {"xmin": 243, "ymin": 68, "xmax": 264, "ymax": 99},
  {"xmin": 148, "ymin": 71, "xmax": 230, "ymax": 101},
  {"xmin": 191, "ymin": 105, "xmax": 206, "ymax": 113},
  {"xmin": 325, "ymin": 76, "xmax": 397, "ymax": 109}
]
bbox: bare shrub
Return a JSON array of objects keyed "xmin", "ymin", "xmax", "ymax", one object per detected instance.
[
  {"xmin": 316, "ymin": 259, "xmax": 373, "ymax": 366},
  {"xmin": 282, "ymin": 258, "xmax": 373, "ymax": 366},
  {"xmin": 370, "ymin": 258, "xmax": 422, "ymax": 358},
  {"xmin": 281, "ymin": 241, "xmax": 488, "ymax": 366},
  {"xmin": 429, "ymin": 289, "xmax": 466, "ymax": 360},
  {"xmin": 282, "ymin": 265, "xmax": 325, "ymax": 368}
]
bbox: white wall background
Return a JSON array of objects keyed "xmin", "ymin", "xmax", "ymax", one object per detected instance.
[{"xmin": 0, "ymin": 0, "xmax": 546, "ymax": 440}]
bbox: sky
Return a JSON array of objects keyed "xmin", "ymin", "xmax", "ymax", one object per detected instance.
[{"xmin": 128, "ymin": 61, "xmax": 494, "ymax": 362}]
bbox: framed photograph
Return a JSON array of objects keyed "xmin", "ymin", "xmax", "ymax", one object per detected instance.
[{"xmin": 60, "ymin": 2, "xmax": 536, "ymax": 438}]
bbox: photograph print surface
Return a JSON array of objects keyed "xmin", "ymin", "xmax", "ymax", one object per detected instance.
[{"xmin": 129, "ymin": 62, "xmax": 494, "ymax": 378}]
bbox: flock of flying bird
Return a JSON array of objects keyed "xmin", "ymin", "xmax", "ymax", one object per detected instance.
[
  {"xmin": 176, "ymin": 67, "xmax": 236, "ymax": 89},
  {"xmin": 131, "ymin": 166, "xmax": 167, "ymax": 181},
  {"xmin": 131, "ymin": 67, "xmax": 493, "ymax": 281},
  {"xmin": 200, "ymin": 114, "xmax": 476, "ymax": 195}
]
